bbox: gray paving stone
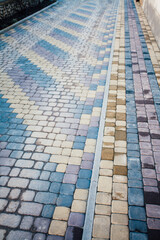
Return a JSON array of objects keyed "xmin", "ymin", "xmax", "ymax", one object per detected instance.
[
  {"xmin": 33, "ymin": 233, "xmax": 46, "ymax": 240},
  {"xmin": 8, "ymin": 178, "xmax": 29, "ymax": 188},
  {"xmin": 21, "ymin": 190, "xmax": 35, "ymax": 201},
  {"xmin": 0, "ymin": 187, "xmax": 10, "ymax": 198},
  {"xmin": 0, "ymin": 158, "xmax": 16, "ymax": 166},
  {"xmin": 20, "ymin": 169, "xmax": 40, "ymax": 179},
  {"xmin": 33, "ymin": 217, "xmax": 50, "ymax": 233},
  {"xmin": 15, "ymin": 160, "xmax": 34, "ymax": 168},
  {"xmin": 34, "ymin": 162, "xmax": 44, "ymax": 169},
  {"xmin": 29, "ymin": 180, "xmax": 50, "ymax": 191},
  {"xmin": 9, "ymin": 189, "xmax": 21, "ymax": 199},
  {"xmin": 0, "ymin": 199, "xmax": 8, "ymax": 211},
  {"xmin": 18, "ymin": 202, "xmax": 43, "ymax": 216},
  {"xmin": 0, "ymin": 176, "xmax": 9, "ymax": 186},
  {"xmin": 6, "ymin": 201, "xmax": 19, "ymax": 213},
  {"xmin": 35, "ymin": 192, "xmax": 57, "ymax": 204},
  {"xmin": 40, "ymin": 171, "xmax": 50, "ymax": 180},
  {"xmin": 20, "ymin": 216, "xmax": 34, "ymax": 230},
  {"xmin": 32, "ymin": 153, "xmax": 50, "ymax": 162},
  {"xmin": 0, "ymin": 166, "xmax": 11, "ymax": 175},
  {"xmin": 0, "ymin": 213, "xmax": 21, "ymax": 228},
  {"xmin": 6, "ymin": 230, "xmax": 32, "ymax": 240},
  {"xmin": 0, "ymin": 229, "xmax": 6, "ymax": 240},
  {"xmin": 9, "ymin": 168, "xmax": 21, "ymax": 177}
]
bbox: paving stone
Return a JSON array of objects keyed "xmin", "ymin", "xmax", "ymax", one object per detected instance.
[
  {"xmin": 29, "ymin": 180, "xmax": 50, "ymax": 191},
  {"xmin": 49, "ymin": 220, "xmax": 67, "ymax": 236},
  {"xmin": 0, "ymin": 166, "xmax": 11, "ymax": 175},
  {"xmin": 20, "ymin": 216, "xmax": 34, "ymax": 230},
  {"xmin": 0, "ymin": 176, "xmax": 9, "ymax": 186},
  {"xmin": 9, "ymin": 189, "xmax": 21, "ymax": 199},
  {"xmin": 0, "ymin": 229, "xmax": 6, "ymax": 240},
  {"xmin": 15, "ymin": 160, "xmax": 34, "ymax": 168},
  {"xmin": 0, "ymin": 213, "xmax": 21, "ymax": 228},
  {"xmin": 93, "ymin": 215, "xmax": 110, "ymax": 238},
  {"xmin": 0, "ymin": 187, "xmax": 10, "ymax": 198},
  {"xmin": 33, "ymin": 233, "xmax": 46, "ymax": 240},
  {"xmin": 6, "ymin": 230, "xmax": 32, "ymax": 240},
  {"xmin": 111, "ymin": 225, "xmax": 129, "ymax": 240},
  {"xmin": 6, "ymin": 201, "xmax": 19, "ymax": 213},
  {"xmin": 20, "ymin": 169, "xmax": 40, "ymax": 179},
  {"xmin": 21, "ymin": 190, "xmax": 35, "ymax": 201},
  {"xmin": 18, "ymin": 202, "xmax": 43, "ymax": 216},
  {"xmin": 35, "ymin": 192, "xmax": 57, "ymax": 204},
  {"xmin": 0, "ymin": 199, "xmax": 8, "ymax": 211},
  {"xmin": 8, "ymin": 177, "xmax": 29, "ymax": 188},
  {"xmin": 65, "ymin": 226, "xmax": 83, "ymax": 240},
  {"xmin": 42, "ymin": 205, "xmax": 55, "ymax": 218},
  {"xmin": 53, "ymin": 207, "xmax": 70, "ymax": 221},
  {"xmin": 34, "ymin": 218, "xmax": 50, "ymax": 233}
]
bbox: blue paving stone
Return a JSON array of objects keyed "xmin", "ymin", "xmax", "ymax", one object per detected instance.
[
  {"xmin": 9, "ymin": 118, "xmax": 23, "ymax": 124},
  {"xmin": 87, "ymin": 127, "xmax": 99, "ymax": 139},
  {"xmin": 73, "ymin": 142, "xmax": 85, "ymax": 150},
  {"xmin": 44, "ymin": 163, "xmax": 57, "ymax": 171},
  {"xmin": 129, "ymin": 206, "xmax": 146, "ymax": 221},
  {"xmin": 8, "ymin": 136, "xmax": 26, "ymax": 143},
  {"xmin": 7, "ymin": 129, "xmax": 24, "ymax": 136},
  {"xmin": 10, "ymin": 151, "xmax": 23, "ymax": 159},
  {"xmin": 89, "ymin": 84, "xmax": 97, "ymax": 90},
  {"xmin": 128, "ymin": 188, "xmax": 144, "ymax": 206},
  {"xmin": 23, "ymin": 131, "xmax": 32, "ymax": 137},
  {"xmin": 94, "ymin": 99, "xmax": 103, "ymax": 107},
  {"xmin": 76, "ymin": 178, "xmax": 90, "ymax": 189},
  {"xmin": 127, "ymin": 143, "xmax": 139, "ymax": 151},
  {"xmin": 16, "ymin": 124, "xmax": 27, "ymax": 130},
  {"xmin": 42, "ymin": 205, "xmax": 55, "ymax": 218},
  {"xmin": 128, "ymin": 170, "xmax": 142, "ymax": 180},
  {"xmin": 35, "ymin": 192, "xmax": 57, "ymax": 204},
  {"xmin": 6, "ymin": 143, "xmax": 24, "ymax": 151},
  {"xmin": 129, "ymin": 220, "xmax": 147, "ymax": 233},
  {"xmin": 50, "ymin": 172, "xmax": 64, "ymax": 182},
  {"xmin": 0, "ymin": 135, "xmax": 9, "ymax": 141},
  {"xmin": 56, "ymin": 194, "xmax": 73, "ymax": 207},
  {"xmin": 0, "ymin": 128, "xmax": 8, "ymax": 134},
  {"xmin": 79, "ymin": 169, "xmax": 92, "ymax": 179},
  {"xmin": 74, "ymin": 136, "xmax": 86, "ymax": 143},
  {"xmin": 127, "ymin": 133, "xmax": 138, "ymax": 143},
  {"xmin": 128, "ymin": 180, "xmax": 143, "ymax": 188},
  {"xmin": 130, "ymin": 232, "xmax": 148, "ymax": 240},
  {"xmin": 128, "ymin": 158, "xmax": 141, "ymax": 170},
  {"xmin": 49, "ymin": 182, "xmax": 61, "ymax": 193},
  {"xmin": 60, "ymin": 183, "xmax": 75, "ymax": 195},
  {"xmin": 127, "ymin": 150, "xmax": 140, "ymax": 158}
]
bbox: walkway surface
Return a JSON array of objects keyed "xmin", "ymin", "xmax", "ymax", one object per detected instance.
[{"xmin": 0, "ymin": 0, "xmax": 160, "ymax": 239}]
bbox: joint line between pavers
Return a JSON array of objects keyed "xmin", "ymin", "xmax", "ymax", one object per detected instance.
[{"xmin": 82, "ymin": 0, "xmax": 120, "ymax": 239}]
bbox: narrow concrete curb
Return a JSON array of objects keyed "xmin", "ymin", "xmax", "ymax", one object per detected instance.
[
  {"xmin": 82, "ymin": 1, "xmax": 120, "ymax": 239},
  {"xmin": 0, "ymin": 1, "xmax": 59, "ymax": 35}
]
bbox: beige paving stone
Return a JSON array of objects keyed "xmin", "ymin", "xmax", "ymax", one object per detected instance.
[
  {"xmin": 71, "ymin": 149, "xmax": 83, "ymax": 157},
  {"xmin": 74, "ymin": 189, "xmax": 88, "ymax": 200},
  {"xmin": 53, "ymin": 207, "xmax": 70, "ymax": 221},
  {"xmin": 100, "ymin": 160, "xmax": 113, "ymax": 169},
  {"xmin": 100, "ymin": 169, "xmax": 113, "ymax": 177},
  {"xmin": 96, "ymin": 192, "xmax": 111, "ymax": 205},
  {"xmin": 98, "ymin": 176, "xmax": 112, "ymax": 193},
  {"xmin": 71, "ymin": 200, "xmax": 86, "ymax": 213},
  {"xmin": 68, "ymin": 157, "xmax": 81, "ymax": 165},
  {"xmin": 56, "ymin": 164, "xmax": 67, "ymax": 172},
  {"xmin": 115, "ymin": 141, "xmax": 126, "ymax": 148},
  {"xmin": 114, "ymin": 153, "xmax": 127, "ymax": 166},
  {"xmin": 92, "ymin": 215, "xmax": 110, "ymax": 238},
  {"xmin": 95, "ymin": 204, "xmax": 111, "ymax": 216},
  {"xmin": 49, "ymin": 220, "xmax": 67, "ymax": 236},
  {"xmin": 111, "ymin": 224, "xmax": 129, "ymax": 240},
  {"xmin": 112, "ymin": 200, "xmax": 128, "ymax": 214},
  {"xmin": 111, "ymin": 214, "xmax": 128, "ymax": 225},
  {"xmin": 44, "ymin": 147, "xmax": 62, "ymax": 155},
  {"xmin": 50, "ymin": 155, "xmax": 69, "ymax": 164},
  {"xmin": 113, "ymin": 175, "xmax": 127, "ymax": 183},
  {"xmin": 112, "ymin": 183, "xmax": 127, "ymax": 201},
  {"xmin": 61, "ymin": 148, "xmax": 71, "ymax": 156}
]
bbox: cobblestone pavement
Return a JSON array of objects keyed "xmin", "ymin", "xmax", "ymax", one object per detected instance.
[{"xmin": 0, "ymin": 0, "xmax": 160, "ymax": 239}]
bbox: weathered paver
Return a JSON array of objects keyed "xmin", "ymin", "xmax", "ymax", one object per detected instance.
[{"xmin": 0, "ymin": 0, "xmax": 160, "ymax": 239}]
